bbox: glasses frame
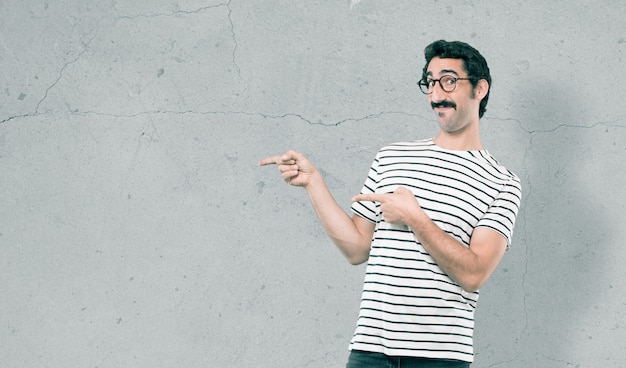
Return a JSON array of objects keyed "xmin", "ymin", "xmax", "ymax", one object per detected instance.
[{"xmin": 417, "ymin": 76, "xmax": 473, "ymax": 95}]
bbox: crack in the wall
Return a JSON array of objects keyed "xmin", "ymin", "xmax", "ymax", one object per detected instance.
[
  {"xmin": 63, "ymin": 109, "xmax": 312, "ymax": 123},
  {"xmin": 0, "ymin": 113, "xmax": 34, "ymax": 125},
  {"xmin": 225, "ymin": 0, "xmax": 240, "ymax": 80},
  {"xmin": 113, "ymin": 0, "xmax": 245, "ymax": 95},
  {"xmin": 486, "ymin": 115, "xmax": 534, "ymax": 357},
  {"xmin": 504, "ymin": 115, "xmax": 626, "ymax": 135},
  {"xmin": 484, "ymin": 357, "xmax": 518, "ymax": 368},
  {"xmin": 112, "ymin": 1, "xmax": 239, "ymax": 76},
  {"xmin": 114, "ymin": 3, "xmax": 230, "ymax": 20},
  {"xmin": 501, "ymin": 116, "xmax": 626, "ymax": 359},
  {"xmin": 62, "ymin": 109, "xmax": 424, "ymax": 127},
  {"xmin": 1, "ymin": 108, "xmax": 422, "ymax": 130},
  {"xmin": 1, "ymin": 25, "xmax": 100, "ymax": 124},
  {"xmin": 545, "ymin": 355, "xmax": 579, "ymax": 367},
  {"xmin": 34, "ymin": 29, "xmax": 100, "ymax": 114},
  {"xmin": 526, "ymin": 121, "xmax": 626, "ymax": 134},
  {"xmin": 10, "ymin": 109, "xmax": 623, "ymax": 130},
  {"xmin": 316, "ymin": 111, "xmax": 425, "ymax": 126},
  {"xmin": 1, "ymin": 2, "xmax": 245, "ymax": 125}
]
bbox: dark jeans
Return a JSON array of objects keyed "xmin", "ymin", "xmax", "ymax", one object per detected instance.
[{"xmin": 346, "ymin": 350, "xmax": 470, "ymax": 368}]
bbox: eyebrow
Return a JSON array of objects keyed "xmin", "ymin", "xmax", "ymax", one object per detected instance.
[{"xmin": 426, "ymin": 69, "xmax": 460, "ymax": 77}]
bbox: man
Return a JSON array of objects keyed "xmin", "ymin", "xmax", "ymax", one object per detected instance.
[{"xmin": 259, "ymin": 40, "xmax": 521, "ymax": 367}]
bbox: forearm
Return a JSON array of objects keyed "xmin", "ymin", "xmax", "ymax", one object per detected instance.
[
  {"xmin": 408, "ymin": 215, "xmax": 484, "ymax": 292},
  {"xmin": 305, "ymin": 172, "xmax": 371, "ymax": 264},
  {"xmin": 258, "ymin": 150, "xmax": 372, "ymax": 264}
]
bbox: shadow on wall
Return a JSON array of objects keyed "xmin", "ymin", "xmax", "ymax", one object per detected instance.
[{"xmin": 522, "ymin": 79, "xmax": 615, "ymax": 363}]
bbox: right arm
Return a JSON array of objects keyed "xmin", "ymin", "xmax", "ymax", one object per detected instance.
[{"xmin": 259, "ymin": 150, "xmax": 374, "ymax": 265}]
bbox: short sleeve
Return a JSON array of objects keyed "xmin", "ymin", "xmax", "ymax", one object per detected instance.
[{"xmin": 475, "ymin": 175, "xmax": 522, "ymax": 247}]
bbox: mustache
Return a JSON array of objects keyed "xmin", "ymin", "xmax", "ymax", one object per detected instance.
[{"xmin": 431, "ymin": 101, "xmax": 457, "ymax": 109}]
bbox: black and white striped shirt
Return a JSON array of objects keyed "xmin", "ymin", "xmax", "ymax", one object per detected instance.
[{"xmin": 350, "ymin": 138, "xmax": 522, "ymax": 362}]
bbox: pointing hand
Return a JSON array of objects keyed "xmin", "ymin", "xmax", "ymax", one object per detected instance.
[
  {"xmin": 352, "ymin": 187, "xmax": 423, "ymax": 225},
  {"xmin": 258, "ymin": 150, "xmax": 317, "ymax": 187}
]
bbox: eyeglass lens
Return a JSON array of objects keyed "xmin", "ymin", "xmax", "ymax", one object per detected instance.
[{"xmin": 420, "ymin": 76, "xmax": 457, "ymax": 94}]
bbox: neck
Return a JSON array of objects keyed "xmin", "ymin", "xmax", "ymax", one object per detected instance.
[{"xmin": 433, "ymin": 127, "xmax": 483, "ymax": 151}]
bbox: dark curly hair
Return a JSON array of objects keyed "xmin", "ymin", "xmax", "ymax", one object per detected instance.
[{"xmin": 422, "ymin": 40, "xmax": 491, "ymax": 118}]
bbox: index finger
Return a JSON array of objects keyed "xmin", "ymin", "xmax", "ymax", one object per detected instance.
[
  {"xmin": 352, "ymin": 193, "xmax": 386, "ymax": 203},
  {"xmin": 258, "ymin": 155, "xmax": 281, "ymax": 166}
]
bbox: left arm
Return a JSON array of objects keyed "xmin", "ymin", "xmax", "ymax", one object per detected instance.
[{"xmin": 352, "ymin": 187, "xmax": 507, "ymax": 292}]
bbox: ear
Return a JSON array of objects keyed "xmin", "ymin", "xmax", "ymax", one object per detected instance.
[{"xmin": 475, "ymin": 79, "xmax": 489, "ymax": 100}]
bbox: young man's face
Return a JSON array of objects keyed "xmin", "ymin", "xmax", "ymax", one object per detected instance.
[{"xmin": 425, "ymin": 57, "xmax": 484, "ymax": 134}]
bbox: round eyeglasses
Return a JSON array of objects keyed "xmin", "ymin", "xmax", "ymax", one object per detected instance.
[{"xmin": 417, "ymin": 75, "xmax": 472, "ymax": 94}]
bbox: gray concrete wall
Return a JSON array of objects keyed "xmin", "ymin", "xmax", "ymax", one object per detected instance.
[{"xmin": 1, "ymin": 1, "xmax": 624, "ymax": 367}]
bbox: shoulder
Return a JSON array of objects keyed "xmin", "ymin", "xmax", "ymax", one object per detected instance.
[{"xmin": 474, "ymin": 151, "xmax": 521, "ymax": 184}]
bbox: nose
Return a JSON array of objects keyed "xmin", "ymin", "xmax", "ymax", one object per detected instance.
[{"xmin": 429, "ymin": 81, "xmax": 447, "ymax": 103}]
